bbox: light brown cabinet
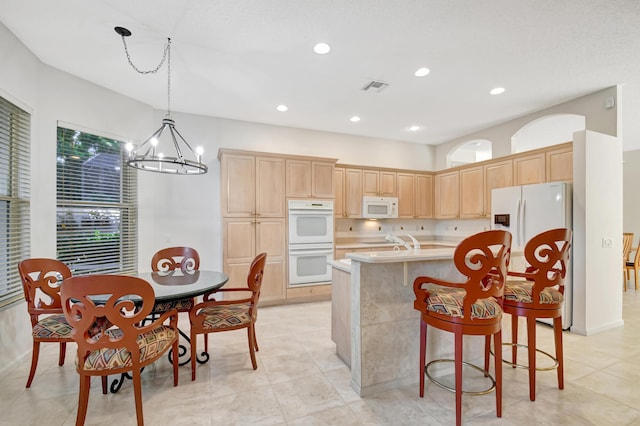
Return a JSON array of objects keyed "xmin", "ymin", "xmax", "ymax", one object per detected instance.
[
  {"xmin": 435, "ymin": 170, "xmax": 460, "ymax": 218},
  {"xmin": 344, "ymin": 168, "xmax": 363, "ymax": 218},
  {"xmin": 334, "ymin": 167, "xmax": 345, "ymax": 218},
  {"xmin": 286, "ymin": 159, "xmax": 335, "ymax": 199},
  {"xmin": 397, "ymin": 172, "xmax": 433, "ymax": 218},
  {"xmin": 363, "ymin": 169, "xmax": 397, "ymax": 197},
  {"xmin": 513, "ymin": 152, "xmax": 546, "ymax": 186},
  {"xmin": 222, "ymin": 217, "xmax": 286, "ymax": 302},
  {"xmin": 546, "ymin": 144, "xmax": 573, "ymax": 182},
  {"xmin": 484, "ymin": 159, "xmax": 513, "ymax": 217},
  {"xmin": 459, "ymin": 166, "xmax": 484, "ymax": 218},
  {"xmin": 221, "ymin": 153, "xmax": 285, "ymax": 217}
]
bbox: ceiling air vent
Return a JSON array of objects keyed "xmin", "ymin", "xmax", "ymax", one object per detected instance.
[{"xmin": 361, "ymin": 80, "xmax": 390, "ymax": 93}]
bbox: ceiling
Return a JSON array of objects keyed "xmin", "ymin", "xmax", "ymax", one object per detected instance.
[{"xmin": 2, "ymin": 0, "xmax": 640, "ymax": 147}]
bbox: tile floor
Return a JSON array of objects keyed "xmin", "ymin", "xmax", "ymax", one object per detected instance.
[{"xmin": 3, "ymin": 291, "xmax": 640, "ymax": 425}]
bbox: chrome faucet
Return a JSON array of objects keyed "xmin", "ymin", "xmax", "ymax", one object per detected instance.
[{"xmin": 385, "ymin": 234, "xmax": 411, "ymax": 250}]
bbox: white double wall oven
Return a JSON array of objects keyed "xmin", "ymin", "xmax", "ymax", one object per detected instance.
[{"xmin": 287, "ymin": 199, "xmax": 334, "ymax": 286}]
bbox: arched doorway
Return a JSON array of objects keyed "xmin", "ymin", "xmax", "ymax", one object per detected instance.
[{"xmin": 447, "ymin": 139, "xmax": 492, "ymax": 168}]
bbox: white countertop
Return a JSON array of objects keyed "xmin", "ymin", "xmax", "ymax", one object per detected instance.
[{"xmin": 346, "ymin": 246, "xmax": 456, "ymax": 263}]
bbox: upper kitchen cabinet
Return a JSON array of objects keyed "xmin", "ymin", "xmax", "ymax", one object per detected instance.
[
  {"xmin": 344, "ymin": 168, "xmax": 363, "ymax": 218},
  {"xmin": 513, "ymin": 151, "xmax": 546, "ymax": 186},
  {"xmin": 362, "ymin": 169, "xmax": 397, "ymax": 197},
  {"xmin": 484, "ymin": 159, "xmax": 513, "ymax": 217},
  {"xmin": 334, "ymin": 167, "xmax": 345, "ymax": 218},
  {"xmin": 435, "ymin": 170, "xmax": 460, "ymax": 219},
  {"xmin": 397, "ymin": 172, "xmax": 434, "ymax": 218},
  {"xmin": 459, "ymin": 165, "xmax": 484, "ymax": 218},
  {"xmin": 286, "ymin": 158, "xmax": 336, "ymax": 199},
  {"xmin": 546, "ymin": 142, "xmax": 573, "ymax": 182},
  {"xmin": 220, "ymin": 150, "xmax": 286, "ymax": 217}
]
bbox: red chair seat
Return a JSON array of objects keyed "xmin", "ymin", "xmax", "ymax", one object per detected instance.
[
  {"xmin": 32, "ymin": 314, "xmax": 72, "ymax": 339},
  {"xmin": 200, "ymin": 303, "xmax": 252, "ymax": 329}
]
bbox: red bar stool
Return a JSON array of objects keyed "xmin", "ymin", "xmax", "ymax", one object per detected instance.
[
  {"xmin": 413, "ymin": 230, "xmax": 512, "ymax": 426},
  {"xmin": 501, "ymin": 228, "xmax": 572, "ymax": 401}
]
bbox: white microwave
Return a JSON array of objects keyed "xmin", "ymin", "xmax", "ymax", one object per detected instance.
[{"xmin": 362, "ymin": 196, "xmax": 398, "ymax": 219}]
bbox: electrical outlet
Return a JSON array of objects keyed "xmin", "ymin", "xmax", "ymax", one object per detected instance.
[{"xmin": 602, "ymin": 237, "xmax": 613, "ymax": 248}]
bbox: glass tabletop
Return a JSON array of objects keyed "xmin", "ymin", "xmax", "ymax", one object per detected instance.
[{"xmin": 135, "ymin": 270, "xmax": 229, "ymax": 302}]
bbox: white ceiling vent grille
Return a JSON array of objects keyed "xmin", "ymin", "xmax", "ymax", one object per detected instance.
[{"xmin": 361, "ymin": 80, "xmax": 390, "ymax": 93}]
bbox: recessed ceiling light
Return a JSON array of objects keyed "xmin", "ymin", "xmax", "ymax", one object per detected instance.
[
  {"xmin": 350, "ymin": 116, "xmax": 361, "ymax": 123},
  {"xmin": 313, "ymin": 43, "xmax": 331, "ymax": 54},
  {"xmin": 408, "ymin": 125, "xmax": 421, "ymax": 132},
  {"xmin": 414, "ymin": 67, "xmax": 430, "ymax": 77},
  {"xmin": 490, "ymin": 87, "xmax": 505, "ymax": 95},
  {"xmin": 276, "ymin": 104, "xmax": 288, "ymax": 112}
]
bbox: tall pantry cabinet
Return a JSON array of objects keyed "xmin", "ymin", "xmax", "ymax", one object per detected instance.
[{"xmin": 219, "ymin": 150, "xmax": 286, "ymax": 302}]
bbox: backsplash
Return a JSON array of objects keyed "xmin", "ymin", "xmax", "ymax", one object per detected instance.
[{"xmin": 335, "ymin": 217, "xmax": 491, "ymax": 242}]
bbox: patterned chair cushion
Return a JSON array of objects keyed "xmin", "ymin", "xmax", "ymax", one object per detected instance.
[
  {"xmin": 200, "ymin": 303, "xmax": 252, "ymax": 330},
  {"xmin": 33, "ymin": 314, "xmax": 72, "ymax": 339},
  {"xmin": 426, "ymin": 290, "xmax": 501, "ymax": 320},
  {"xmin": 81, "ymin": 326, "xmax": 176, "ymax": 371},
  {"xmin": 504, "ymin": 281, "xmax": 563, "ymax": 304},
  {"xmin": 153, "ymin": 297, "xmax": 194, "ymax": 313}
]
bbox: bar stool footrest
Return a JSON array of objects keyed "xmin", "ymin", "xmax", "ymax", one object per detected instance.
[
  {"xmin": 490, "ymin": 342, "xmax": 559, "ymax": 371},
  {"xmin": 425, "ymin": 359, "xmax": 496, "ymax": 396}
]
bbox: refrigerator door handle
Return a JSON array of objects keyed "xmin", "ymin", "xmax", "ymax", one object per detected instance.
[{"xmin": 520, "ymin": 199, "xmax": 526, "ymax": 246}]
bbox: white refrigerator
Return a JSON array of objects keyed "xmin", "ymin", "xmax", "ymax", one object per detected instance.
[{"xmin": 491, "ymin": 182, "xmax": 572, "ymax": 329}]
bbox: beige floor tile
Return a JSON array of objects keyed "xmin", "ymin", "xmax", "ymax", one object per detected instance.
[{"xmin": 270, "ymin": 373, "xmax": 345, "ymax": 421}]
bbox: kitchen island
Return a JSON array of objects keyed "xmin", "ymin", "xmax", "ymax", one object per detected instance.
[{"xmin": 330, "ymin": 245, "xmax": 523, "ymax": 397}]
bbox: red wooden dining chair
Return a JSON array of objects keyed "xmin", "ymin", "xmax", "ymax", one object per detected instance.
[
  {"xmin": 18, "ymin": 258, "xmax": 73, "ymax": 388},
  {"xmin": 501, "ymin": 228, "xmax": 572, "ymax": 401},
  {"xmin": 189, "ymin": 252, "xmax": 267, "ymax": 381},
  {"xmin": 151, "ymin": 246, "xmax": 200, "ymax": 312},
  {"xmin": 61, "ymin": 274, "xmax": 179, "ymax": 426},
  {"xmin": 413, "ymin": 230, "xmax": 511, "ymax": 426}
]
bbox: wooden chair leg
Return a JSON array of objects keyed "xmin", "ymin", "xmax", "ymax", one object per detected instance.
[
  {"xmin": 76, "ymin": 374, "xmax": 91, "ymax": 426},
  {"xmin": 635, "ymin": 268, "xmax": 639, "ymax": 290},
  {"xmin": 495, "ymin": 330, "xmax": 502, "ymax": 418},
  {"xmin": 553, "ymin": 316, "xmax": 564, "ymax": 390},
  {"xmin": 253, "ymin": 327, "xmax": 259, "ymax": 352},
  {"xmin": 132, "ymin": 369, "xmax": 144, "ymax": 426},
  {"xmin": 419, "ymin": 319, "xmax": 427, "ymax": 397},
  {"xmin": 454, "ymin": 332, "xmax": 463, "ymax": 426},
  {"xmin": 248, "ymin": 325, "xmax": 257, "ymax": 370},
  {"xmin": 484, "ymin": 335, "xmax": 491, "ymax": 373},
  {"xmin": 101, "ymin": 376, "xmax": 108, "ymax": 394},
  {"xmin": 172, "ymin": 336, "xmax": 179, "ymax": 386},
  {"xmin": 511, "ymin": 314, "xmax": 518, "ymax": 367},
  {"xmin": 191, "ymin": 330, "xmax": 198, "ymax": 381},
  {"xmin": 26, "ymin": 341, "xmax": 40, "ymax": 388},
  {"xmin": 526, "ymin": 317, "xmax": 537, "ymax": 401},
  {"xmin": 204, "ymin": 334, "xmax": 208, "ymax": 353},
  {"xmin": 58, "ymin": 342, "xmax": 66, "ymax": 366}
]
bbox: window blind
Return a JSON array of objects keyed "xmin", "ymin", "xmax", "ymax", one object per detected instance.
[
  {"xmin": 56, "ymin": 127, "xmax": 137, "ymax": 275},
  {"xmin": 0, "ymin": 97, "xmax": 31, "ymax": 309}
]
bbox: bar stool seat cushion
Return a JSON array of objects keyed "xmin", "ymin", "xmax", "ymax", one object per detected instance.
[
  {"xmin": 426, "ymin": 289, "xmax": 502, "ymax": 320},
  {"xmin": 504, "ymin": 281, "xmax": 563, "ymax": 304},
  {"xmin": 81, "ymin": 326, "xmax": 177, "ymax": 371}
]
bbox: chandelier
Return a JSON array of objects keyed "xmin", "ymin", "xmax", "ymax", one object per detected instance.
[{"xmin": 115, "ymin": 26, "xmax": 207, "ymax": 175}]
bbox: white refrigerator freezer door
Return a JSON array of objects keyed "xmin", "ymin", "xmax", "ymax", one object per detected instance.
[
  {"xmin": 491, "ymin": 186, "xmax": 522, "ymax": 247},
  {"xmin": 521, "ymin": 182, "xmax": 568, "ymax": 243}
]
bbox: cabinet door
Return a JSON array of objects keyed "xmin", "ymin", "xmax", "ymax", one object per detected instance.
[
  {"xmin": 311, "ymin": 161, "xmax": 335, "ymax": 198},
  {"xmin": 484, "ymin": 160, "xmax": 513, "ymax": 217},
  {"xmin": 334, "ymin": 167, "xmax": 345, "ymax": 218},
  {"xmin": 255, "ymin": 218, "xmax": 286, "ymax": 301},
  {"xmin": 344, "ymin": 168, "xmax": 363, "ymax": 218},
  {"xmin": 223, "ymin": 218, "xmax": 256, "ymax": 263},
  {"xmin": 514, "ymin": 152, "xmax": 545, "ymax": 186},
  {"xmin": 459, "ymin": 166, "xmax": 484, "ymax": 218},
  {"xmin": 362, "ymin": 169, "xmax": 379, "ymax": 196},
  {"xmin": 397, "ymin": 173, "xmax": 416, "ymax": 218},
  {"xmin": 546, "ymin": 145, "xmax": 573, "ymax": 182},
  {"xmin": 379, "ymin": 171, "xmax": 397, "ymax": 196},
  {"xmin": 435, "ymin": 171, "xmax": 459, "ymax": 219},
  {"xmin": 286, "ymin": 159, "xmax": 312, "ymax": 197},
  {"xmin": 256, "ymin": 156, "xmax": 285, "ymax": 217},
  {"xmin": 221, "ymin": 154, "xmax": 255, "ymax": 217},
  {"xmin": 415, "ymin": 174, "xmax": 434, "ymax": 218}
]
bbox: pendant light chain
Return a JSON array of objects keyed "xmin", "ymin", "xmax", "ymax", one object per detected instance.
[{"xmin": 119, "ymin": 35, "xmax": 172, "ymax": 117}]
